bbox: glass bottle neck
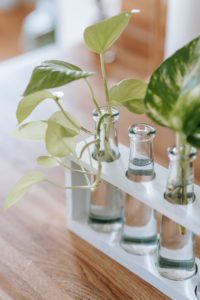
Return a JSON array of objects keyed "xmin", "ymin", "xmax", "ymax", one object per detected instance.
[
  {"xmin": 92, "ymin": 107, "xmax": 120, "ymax": 162},
  {"xmin": 127, "ymin": 123, "xmax": 156, "ymax": 182}
]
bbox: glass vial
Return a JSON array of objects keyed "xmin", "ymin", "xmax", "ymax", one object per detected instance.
[
  {"xmin": 120, "ymin": 123, "xmax": 157, "ymax": 255},
  {"xmin": 164, "ymin": 146, "xmax": 196, "ymax": 205},
  {"xmin": 88, "ymin": 107, "xmax": 123, "ymax": 233},
  {"xmin": 157, "ymin": 146, "xmax": 197, "ymax": 280}
]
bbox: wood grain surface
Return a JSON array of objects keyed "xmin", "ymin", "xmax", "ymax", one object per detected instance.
[{"xmin": 0, "ymin": 45, "xmax": 199, "ymax": 300}]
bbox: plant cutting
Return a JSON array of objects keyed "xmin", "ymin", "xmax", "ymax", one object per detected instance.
[
  {"xmin": 145, "ymin": 35, "xmax": 200, "ymax": 205},
  {"xmin": 144, "ymin": 35, "xmax": 200, "ymax": 280},
  {"xmin": 4, "ymin": 9, "xmax": 147, "ymax": 212}
]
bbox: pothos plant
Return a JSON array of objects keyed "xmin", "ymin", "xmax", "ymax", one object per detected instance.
[
  {"xmin": 4, "ymin": 10, "xmax": 147, "ymax": 209},
  {"xmin": 144, "ymin": 35, "xmax": 200, "ymax": 206}
]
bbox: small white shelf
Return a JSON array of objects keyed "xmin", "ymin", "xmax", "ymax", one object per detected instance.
[
  {"xmin": 66, "ymin": 140, "xmax": 200, "ymax": 300},
  {"xmin": 68, "ymin": 218, "xmax": 199, "ymax": 300},
  {"xmin": 70, "ymin": 140, "xmax": 200, "ymax": 236}
]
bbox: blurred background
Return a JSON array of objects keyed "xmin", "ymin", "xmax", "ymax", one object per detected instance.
[
  {"xmin": 1, "ymin": 0, "xmax": 200, "ymax": 173},
  {"xmin": 1, "ymin": 0, "xmax": 200, "ymax": 70}
]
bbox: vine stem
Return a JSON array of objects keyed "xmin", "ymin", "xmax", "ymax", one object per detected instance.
[
  {"xmin": 99, "ymin": 53, "xmax": 115, "ymax": 161},
  {"xmin": 176, "ymin": 132, "xmax": 190, "ymax": 235},
  {"xmin": 54, "ymin": 97, "xmax": 94, "ymax": 135},
  {"xmin": 176, "ymin": 132, "xmax": 188, "ymax": 205},
  {"xmin": 83, "ymin": 139, "xmax": 94, "ymax": 171},
  {"xmin": 47, "ymin": 179, "xmax": 93, "ymax": 190},
  {"xmin": 85, "ymin": 78, "xmax": 101, "ymax": 114},
  {"xmin": 78, "ymin": 139, "xmax": 99, "ymax": 160},
  {"xmin": 46, "ymin": 115, "xmax": 112, "ymax": 192},
  {"xmin": 91, "ymin": 113, "xmax": 111, "ymax": 190},
  {"xmin": 75, "ymin": 154, "xmax": 91, "ymax": 186},
  {"xmin": 55, "ymin": 158, "xmax": 92, "ymax": 175},
  {"xmin": 100, "ymin": 53, "xmax": 112, "ymax": 116},
  {"xmin": 53, "ymin": 94, "xmax": 103, "ymax": 190}
]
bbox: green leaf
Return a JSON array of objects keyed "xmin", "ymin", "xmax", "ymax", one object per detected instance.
[
  {"xmin": 84, "ymin": 11, "xmax": 134, "ymax": 54},
  {"xmin": 109, "ymin": 79, "xmax": 147, "ymax": 114},
  {"xmin": 4, "ymin": 172, "xmax": 47, "ymax": 209},
  {"xmin": 122, "ymin": 99, "xmax": 146, "ymax": 114},
  {"xmin": 109, "ymin": 79, "xmax": 147, "ymax": 103},
  {"xmin": 37, "ymin": 156, "xmax": 59, "ymax": 167},
  {"xmin": 170, "ymin": 87, "xmax": 200, "ymax": 134},
  {"xmin": 187, "ymin": 128, "xmax": 200, "ymax": 147},
  {"xmin": 45, "ymin": 121, "xmax": 76, "ymax": 157},
  {"xmin": 144, "ymin": 35, "xmax": 200, "ymax": 131},
  {"xmin": 49, "ymin": 111, "xmax": 80, "ymax": 136},
  {"xmin": 16, "ymin": 90, "xmax": 55, "ymax": 123},
  {"xmin": 23, "ymin": 60, "xmax": 95, "ymax": 96},
  {"xmin": 12, "ymin": 121, "xmax": 47, "ymax": 140}
]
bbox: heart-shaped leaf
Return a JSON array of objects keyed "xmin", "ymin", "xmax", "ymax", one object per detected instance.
[
  {"xmin": 84, "ymin": 11, "xmax": 136, "ymax": 54},
  {"xmin": 109, "ymin": 79, "xmax": 147, "ymax": 114},
  {"xmin": 187, "ymin": 128, "xmax": 200, "ymax": 147},
  {"xmin": 170, "ymin": 87, "xmax": 200, "ymax": 134},
  {"xmin": 24, "ymin": 60, "xmax": 95, "ymax": 96},
  {"xmin": 12, "ymin": 121, "xmax": 47, "ymax": 140},
  {"xmin": 45, "ymin": 121, "xmax": 76, "ymax": 157},
  {"xmin": 144, "ymin": 36, "xmax": 200, "ymax": 131},
  {"xmin": 37, "ymin": 156, "xmax": 59, "ymax": 167},
  {"xmin": 121, "ymin": 99, "xmax": 146, "ymax": 114},
  {"xmin": 17, "ymin": 90, "xmax": 55, "ymax": 123},
  {"xmin": 49, "ymin": 111, "xmax": 80, "ymax": 136},
  {"xmin": 4, "ymin": 172, "xmax": 47, "ymax": 209}
]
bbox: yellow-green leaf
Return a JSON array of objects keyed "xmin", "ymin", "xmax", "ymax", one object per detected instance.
[
  {"xmin": 122, "ymin": 99, "xmax": 146, "ymax": 114},
  {"xmin": 23, "ymin": 60, "xmax": 95, "ymax": 96},
  {"xmin": 16, "ymin": 90, "xmax": 55, "ymax": 124},
  {"xmin": 45, "ymin": 121, "xmax": 76, "ymax": 157},
  {"xmin": 37, "ymin": 156, "xmax": 59, "ymax": 167},
  {"xmin": 84, "ymin": 11, "xmax": 136, "ymax": 54},
  {"xmin": 144, "ymin": 35, "xmax": 200, "ymax": 132},
  {"xmin": 49, "ymin": 111, "xmax": 80, "ymax": 136},
  {"xmin": 4, "ymin": 172, "xmax": 47, "ymax": 209},
  {"xmin": 12, "ymin": 121, "xmax": 47, "ymax": 140},
  {"xmin": 109, "ymin": 79, "xmax": 147, "ymax": 114}
]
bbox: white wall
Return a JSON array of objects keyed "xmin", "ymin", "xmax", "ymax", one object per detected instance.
[
  {"xmin": 165, "ymin": 0, "xmax": 200, "ymax": 58},
  {"xmin": 55, "ymin": 0, "xmax": 121, "ymax": 49}
]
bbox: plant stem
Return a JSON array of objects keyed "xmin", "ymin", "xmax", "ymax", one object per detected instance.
[
  {"xmin": 78, "ymin": 139, "xmax": 99, "ymax": 160},
  {"xmin": 91, "ymin": 114, "xmax": 109, "ymax": 190},
  {"xmin": 59, "ymin": 133, "xmax": 91, "ymax": 186},
  {"xmin": 84, "ymin": 139, "xmax": 94, "ymax": 171},
  {"xmin": 54, "ymin": 97, "xmax": 94, "ymax": 135},
  {"xmin": 85, "ymin": 79, "xmax": 101, "ymax": 113},
  {"xmin": 179, "ymin": 225, "xmax": 186, "ymax": 235},
  {"xmin": 55, "ymin": 158, "xmax": 92, "ymax": 175},
  {"xmin": 100, "ymin": 53, "xmax": 111, "ymax": 115},
  {"xmin": 99, "ymin": 53, "xmax": 115, "ymax": 161},
  {"xmin": 176, "ymin": 132, "xmax": 190, "ymax": 235},
  {"xmin": 75, "ymin": 155, "xmax": 91, "ymax": 186},
  {"xmin": 47, "ymin": 179, "xmax": 93, "ymax": 190},
  {"xmin": 176, "ymin": 132, "xmax": 188, "ymax": 205}
]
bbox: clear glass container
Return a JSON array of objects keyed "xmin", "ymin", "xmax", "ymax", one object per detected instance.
[
  {"xmin": 126, "ymin": 123, "xmax": 156, "ymax": 182},
  {"xmin": 88, "ymin": 107, "xmax": 123, "ymax": 233},
  {"xmin": 164, "ymin": 146, "xmax": 196, "ymax": 205},
  {"xmin": 157, "ymin": 216, "xmax": 196, "ymax": 280},
  {"xmin": 157, "ymin": 146, "xmax": 197, "ymax": 280},
  {"xmin": 120, "ymin": 123, "xmax": 157, "ymax": 254}
]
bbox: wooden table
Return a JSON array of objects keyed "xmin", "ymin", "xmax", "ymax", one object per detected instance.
[{"xmin": 0, "ymin": 44, "xmax": 196, "ymax": 300}]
